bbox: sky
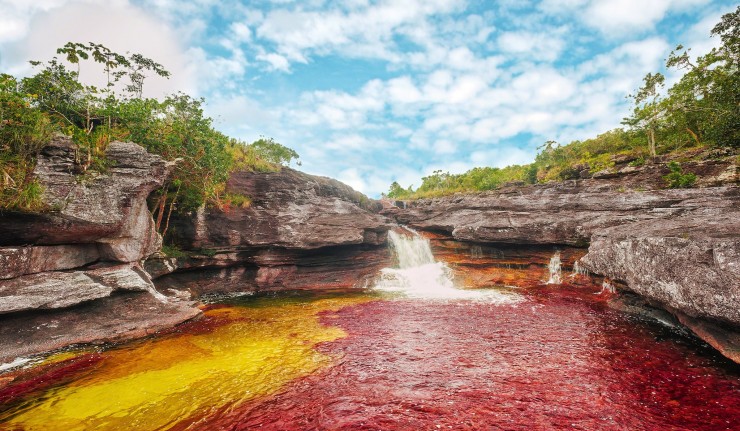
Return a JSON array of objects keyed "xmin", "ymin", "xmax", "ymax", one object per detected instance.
[{"xmin": 0, "ymin": 0, "xmax": 735, "ymax": 197}]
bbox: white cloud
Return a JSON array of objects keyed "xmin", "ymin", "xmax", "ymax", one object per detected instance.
[
  {"xmin": 256, "ymin": 52, "xmax": 290, "ymax": 72},
  {"xmin": 541, "ymin": 0, "xmax": 711, "ymax": 35},
  {"xmin": 247, "ymin": 0, "xmax": 465, "ymax": 67},
  {"xmin": 0, "ymin": 0, "xmax": 193, "ymax": 96},
  {"xmin": 497, "ymin": 30, "xmax": 566, "ymax": 62}
]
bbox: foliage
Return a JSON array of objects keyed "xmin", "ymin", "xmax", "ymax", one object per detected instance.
[
  {"xmin": 249, "ymin": 137, "xmax": 299, "ymax": 166},
  {"xmin": 623, "ymin": 6, "xmax": 740, "ymax": 151},
  {"xmin": 663, "ymin": 162, "xmax": 697, "ymax": 188},
  {"xmin": 0, "ymin": 74, "xmax": 54, "ymax": 211},
  {"xmin": 0, "ymin": 41, "xmax": 298, "ymax": 228},
  {"xmin": 161, "ymin": 244, "xmax": 187, "ymax": 258}
]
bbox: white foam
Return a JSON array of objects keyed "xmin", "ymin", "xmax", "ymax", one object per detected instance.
[{"xmin": 373, "ymin": 229, "xmax": 522, "ymax": 304}]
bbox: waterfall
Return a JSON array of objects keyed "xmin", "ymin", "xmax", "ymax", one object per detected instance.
[
  {"xmin": 570, "ymin": 261, "xmax": 589, "ymax": 278},
  {"xmin": 546, "ymin": 252, "xmax": 562, "ymax": 284},
  {"xmin": 597, "ymin": 278, "xmax": 616, "ymax": 295},
  {"xmin": 373, "ymin": 229, "xmax": 521, "ymax": 303}
]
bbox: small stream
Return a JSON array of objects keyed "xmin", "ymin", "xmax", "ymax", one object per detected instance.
[{"xmin": 0, "ymin": 231, "xmax": 738, "ymax": 430}]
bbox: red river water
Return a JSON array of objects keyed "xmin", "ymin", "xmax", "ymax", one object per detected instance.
[{"xmin": 186, "ymin": 285, "xmax": 739, "ymax": 431}]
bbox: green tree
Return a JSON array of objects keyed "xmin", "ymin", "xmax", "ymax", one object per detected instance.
[
  {"xmin": 623, "ymin": 72, "xmax": 665, "ymax": 157},
  {"xmin": 249, "ymin": 137, "xmax": 299, "ymax": 166}
]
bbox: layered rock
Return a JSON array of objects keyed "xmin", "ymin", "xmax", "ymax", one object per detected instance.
[
  {"xmin": 174, "ymin": 167, "xmax": 389, "ymax": 250},
  {"xmin": 0, "ymin": 292, "xmax": 200, "ymax": 364},
  {"xmin": 0, "ymin": 139, "xmax": 200, "ymax": 362},
  {"xmin": 579, "ymin": 209, "xmax": 740, "ymax": 326},
  {"xmin": 0, "ymin": 138, "xmax": 176, "ymax": 314},
  {"xmin": 385, "ymin": 183, "xmax": 738, "ymax": 246},
  {"xmin": 157, "ymin": 168, "xmax": 393, "ymax": 297},
  {"xmin": 0, "ymin": 137, "xmax": 171, "ymax": 260}
]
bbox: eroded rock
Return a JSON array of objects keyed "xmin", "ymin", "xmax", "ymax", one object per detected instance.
[
  {"xmin": 580, "ymin": 211, "xmax": 740, "ymax": 326},
  {"xmin": 0, "ymin": 138, "xmax": 171, "ymax": 263},
  {"xmin": 0, "ymin": 263, "xmax": 157, "ymax": 315},
  {"xmin": 0, "ymin": 292, "xmax": 200, "ymax": 364},
  {"xmin": 0, "ymin": 245, "xmax": 99, "ymax": 280},
  {"xmin": 172, "ymin": 168, "xmax": 391, "ymax": 250}
]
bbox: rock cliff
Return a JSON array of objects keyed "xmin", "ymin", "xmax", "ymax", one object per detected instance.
[
  {"xmin": 152, "ymin": 167, "xmax": 392, "ymax": 297},
  {"xmin": 0, "ymin": 143, "xmax": 391, "ymax": 363},
  {"xmin": 0, "ymin": 138, "xmax": 197, "ymax": 361}
]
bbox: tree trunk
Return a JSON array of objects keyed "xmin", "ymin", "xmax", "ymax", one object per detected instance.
[
  {"xmin": 648, "ymin": 128, "xmax": 657, "ymax": 157},
  {"xmin": 154, "ymin": 189, "xmax": 167, "ymax": 232},
  {"xmin": 162, "ymin": 184, "xmax": 180, "ymax": 239}
]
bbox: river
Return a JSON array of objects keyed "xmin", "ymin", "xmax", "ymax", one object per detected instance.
[{"xmin": 0, "ymin": 230, "xmax": 738, "ymax": 430}]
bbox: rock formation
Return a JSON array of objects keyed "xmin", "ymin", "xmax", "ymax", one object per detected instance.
[
  {"xmin": 0, "ymin": 141, "xmax": 392, "ymax": 363},
  {"xmin": 0, "ymin": 138, "xmax": 197, "ymax": 360},
  {"xmin": 152, "ymin": 167, "xmax": 392, "ymax": 297}
]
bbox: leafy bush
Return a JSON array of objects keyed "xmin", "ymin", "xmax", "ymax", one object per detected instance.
[
  {"xmin": 161, "ymin": 244, "xmax": 187, "ymax": 258},
  {"xmin": 249, "ymin": 137, "xmax": 299, "ymax": 166},
  {"xmin": 663, "ymin": 162, "xmax": 697, "ymax": 188}
]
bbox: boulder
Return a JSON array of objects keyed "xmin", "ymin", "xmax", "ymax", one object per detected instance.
[{"xmin": 580, "ymin": 210, "xmax": 740, "ymax": 326}]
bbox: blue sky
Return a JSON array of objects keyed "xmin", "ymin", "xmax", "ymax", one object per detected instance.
[{"xmin": 0, "ymin": 0, "xmax": 735, "ymax": 196}]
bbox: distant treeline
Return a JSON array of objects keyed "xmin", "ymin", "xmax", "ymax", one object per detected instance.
[{"xmin": 386, "ymin": 7, "xmax": 739, "ymax": 200}]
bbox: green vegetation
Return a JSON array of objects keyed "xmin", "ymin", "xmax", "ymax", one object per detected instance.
[
  {"xmin": 0, "ymin": 42, "xmax": 298, "ymax": 233},
  {"xmin": 160, "ymin": 244, "xmax": 187, "ymax": 259},
  {"xmin": 663, "ymin": 162, "xmax": 697, "ymax": 188},
  {"xmin": 386, "ymin": 7, "xmax": 738, "ymax": 200}
]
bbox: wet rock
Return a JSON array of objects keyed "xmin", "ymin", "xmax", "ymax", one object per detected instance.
[
  {"xmin": 0, "ymin": 292, "xmax": 200, "ymax": 364},
  {"xmin": 153, "ymin": 245, "xmax": 391, "ymax": 297}
]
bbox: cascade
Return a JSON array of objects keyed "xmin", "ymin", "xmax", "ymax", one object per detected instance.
[
  {"xmin": 597, "ymin": 278, "xmax": 616, "ymax": 295},
  {"xmin": 373, "ymin": 228, "xmax": 520, "ymax": 303},
  {"xmin": 547, "ymin": 252, "xmax": 562, "ymax": 284},
  {"xmin": 570, "ymin": 260, "xmax": 589, "ymax": 278}
]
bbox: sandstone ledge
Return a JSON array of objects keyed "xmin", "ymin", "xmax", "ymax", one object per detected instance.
[{"xmin": 0, "ymin": 292, "xmax": 201, "ymax": 364}]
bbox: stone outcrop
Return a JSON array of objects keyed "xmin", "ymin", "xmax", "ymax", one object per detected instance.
[
  {"xmin": 579, "ymin": 210, "xmax": 740, "ymax": 326},
  {"xmin": 385, "ymin": 183, "xmax": 738, "ymax": 246},
  {"xmin": 0, "ymin": 137, "xmax": 171, "ymax": 261},
  {"xmin": 157, "ymin": 168, "xmax": 393, "ymax": 298},
  {"xmin": 0, "ymin": 139, "xmax": 200, "ymax": 363},
  {"xmin": 0, "ymin": 292, "xmax": 200, "ymax": 364},
  {"xmin": 0, "ymin": 148, "xmax": 392, "ymax": 365},
  {"xmin": 0, "ymin": 138, "xmax": 176, "ymax": 314},
  {"xmin": 173, "ymin": 167, "xmax": 389, "ymax": 250}
]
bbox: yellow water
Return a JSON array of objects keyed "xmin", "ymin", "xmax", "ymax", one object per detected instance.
[{"xmin": 1, "ymin": 292, "xmax": 372, "ymax": 431}]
